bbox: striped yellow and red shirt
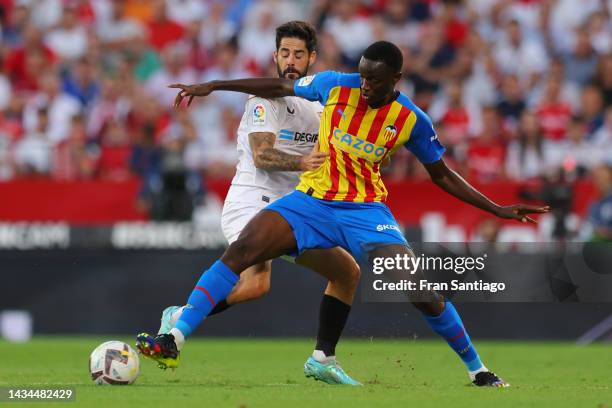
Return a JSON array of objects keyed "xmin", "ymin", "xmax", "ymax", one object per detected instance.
[{"xmin": 293, "ymin": 71, "xmax": 445, "ymax": 203}]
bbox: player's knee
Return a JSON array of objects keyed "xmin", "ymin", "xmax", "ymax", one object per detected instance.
[
  {"xmin": 410, "ymin": 292, "xmax": 444, "ymax": 315},
  {"xmin": 344, "ymin": 261, "xmax": 361, "ymax": 290}
]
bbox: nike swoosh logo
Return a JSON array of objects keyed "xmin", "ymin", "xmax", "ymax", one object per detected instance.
[{"xmin": 287, "ymin": 107, "xmax": 295, "ymax": 114}]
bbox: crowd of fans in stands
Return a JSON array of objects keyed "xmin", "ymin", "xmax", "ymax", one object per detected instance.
[{"xmin": 0, "ymin": 0, "xmax": 611, "ymax": 228}]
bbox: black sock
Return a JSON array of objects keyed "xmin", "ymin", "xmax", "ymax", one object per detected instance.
[
  {"xmin": 207, "ymin": 299, "xmax": 231, "ymax": 316},
  {"xmin": 315, "ymin": 294, "xmax": 351, "ymax": 357}
]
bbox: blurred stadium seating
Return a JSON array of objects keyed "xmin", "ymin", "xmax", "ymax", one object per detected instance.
[{"xmin": 0, "ymin": 0, "xmax": 611, "ymax": 242}]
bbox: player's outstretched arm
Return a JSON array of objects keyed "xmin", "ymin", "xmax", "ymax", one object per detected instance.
[
  {"xmin": 168, "ymin": 78, "xmax": 295, "ymax": 108},
  {"xmin": 423, "ymin": 159, "xmax": 550, "ymax": 224}
]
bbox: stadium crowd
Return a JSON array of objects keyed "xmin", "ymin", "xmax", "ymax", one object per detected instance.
[{"xmin": 0, "ymin": 0, "xmax": 611, "ymax": 231}]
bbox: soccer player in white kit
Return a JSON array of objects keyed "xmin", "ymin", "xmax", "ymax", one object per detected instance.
[{"xmin": 152, "ymin": 21, "xmax": 362, "ymax": 385}]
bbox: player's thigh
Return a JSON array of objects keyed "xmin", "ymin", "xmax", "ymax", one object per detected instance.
[
  {"xmin": 222, "ymin": 209, "xmax": 297, "ymax": 270},
  {"xmin": 339, "ymin": 204, "xmax": 408, "ymax": 263},
  {"xmin": 221, "ymin": 200, "xmax": 261, "ymax": 244},
  {"xmin": 296, "ymin": 247, "xmax": 360, "ymax": 285}
]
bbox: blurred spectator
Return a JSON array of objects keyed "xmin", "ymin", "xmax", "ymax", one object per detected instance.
[
  {"xmin": 130, "ymin": 122, "xmax": 162, "ymax": 212},
  {"xmin": 6, "ymin": 25, "xmax": 56, "ymax": 92},
  {"xmin": 586, "ymin": 11, "xmax": 612, "ymax": 55},
  {"xmin": 198, "ymin": 1, "xmax": 236, "ymax": 51},
  {"xmin": 562, "ymin": 27, "xmax": 599, "ymax": 86},
  {"xmin": 23, "ymin": 72, "xmax": 82, "ymax": 144},
  {"xmin": 592, "ymin": 106, "xmax": 612, "ymax": 146},
  {"xmin": 583, "ymin": 164, "xmax": 612, "ymax": 242},
  {"xmin": 557, "ymin": 115, "xmax": 601, "ymax": 175},
  {"xmin": 548, "ymin": 0, "xmax": 602, "ymax": 54},
  {"xmin": 536, "ymin": 78, "xmax": 573, "ymax": 141},
  {"xmin": 97, "ymin": 120, "xmax": 131, "ymax": 181},
  {"xmin": 166, "ymin": 0, "xmax": 208, "ymax": 26},
  {"xmin": 62, "ymin": 58, "xmax": 101, "ymax": 109},
  {"xmin": 87, "ymin": 77, "xmax": 132, "ymax": 141},
  {"xmin": 505, "ymin": 111, "xmax": 558, "ymax": 181},
  {"xmin": 27, "ymin": 0, "xmax": 63, "ymax": 31},
  {"xmin": 496, "ymin": 75, "xmax": 526, "ymax": 133},
  {"xmin": 580, "ymin": 84, "xmax": 605, "ymax": 138},
  {"xmin": 52, "ymin": 114, "xmax": 98, "ymax": 180},
  {"xmin": 200, "ymin": 39, "xmax": 250, "ymax": 114},
  {"xmin": 145, "ymin": 44, "xmax": 197, "ymax": 107},
  {"xmin": 189, "ymin": 104, "xmax": 239, "ymax": 179},
  {"xmin": 596, "ymin": 54, "xmax": 612, "ymax": 107},
  {"xmin": 44, "ymin": 5, "xmax": 88, "ymax": 61},
  {"xmin": 239, "ymin": 2, "xmax": 277, "ymax": 72},
  {"xmin": 430, "ymin": 80, "xmax": 480, "ymax": 145},
  {"xmin": 14, "ymin": 107, "xmax": 52, "ymax": 176},
  {"xmin": 493, "ymin": 19, "xmax": 547, "ymax": 88},
  {"xmin": 529, "ymin": 58, "xmax": 581, "ymax": 111},
  {"xmin": 465, "ymin": 107, "xmax": 506, "ymax": 182},
  {"xmin": 96, "ymin": 0, "xmax": 145, "ymax": 49},
  {"xmin": 146, "ymin": 0, "xmax": 184, "ymax": 51},
  {"xmin": 373, "ymin": 0, "xmax": 419, "ymax": 50},
  {"xmin": 2, "ymin": 4, "xmax": 30, "ymax": 46},
  {"xmin": 322, "ymin": 0, "xmax": 374, "ymax": 66}
]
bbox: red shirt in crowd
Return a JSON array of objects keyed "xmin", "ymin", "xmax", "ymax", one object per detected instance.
[
  {"xmin": 98, "ymin": 145, "xmax": 131, "ymax": 181},
  {"xmin": 536, "ymin": 102, "xmax": 573, "ymax": 141},
  {"xmin": 441, "ymin": 107, "xmax": 471, "ymax": 144},
  {"xmin": 147, "ymin": 19, "xmax": 184, "ymax": 51},
  {"xmin": 6, "ymin": 47, "xmax": 56, "ymax": 91},
  {"xmin": 466, "ymin": 139, "xmax": 506, "ymax": 182}
]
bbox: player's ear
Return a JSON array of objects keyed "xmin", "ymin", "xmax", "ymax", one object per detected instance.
[
  {"xmin": 392, "ymin": 71, "xmax": 402, "ymax": 85},
  {"xmin": 273, "ymin": 50, "xmax": 278, "ymax": 64},
  {"xmin": 308, "ymin": 50, "xmax": 317, "ymax": 65}
]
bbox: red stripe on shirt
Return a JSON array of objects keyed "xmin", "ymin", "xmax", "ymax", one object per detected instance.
[{"xmin": 324, "ymin": 87, "xmax": 353, "ymax": 200}]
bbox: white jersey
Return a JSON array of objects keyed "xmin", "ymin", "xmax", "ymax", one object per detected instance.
[{"xmin": 226, "ymin": 95, "xmax": 322, "ymax": 204}]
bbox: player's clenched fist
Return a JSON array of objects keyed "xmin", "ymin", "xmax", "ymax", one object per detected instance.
[
  {"xmin": 300, "ymin": 143, "xmax": 328, "ymax": 171},
  {"xmin": 168, "ymin": 83, "xmax": 215, "ymax": 108}
]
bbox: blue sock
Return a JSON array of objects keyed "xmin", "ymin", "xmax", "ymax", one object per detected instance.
[
  {"xmin": 175, "ymin": 260, "xmax": 239, "ymax": 338},
  {"xmin": 423, "ymin": 301, "xmax": 484, "ymax": 372}
]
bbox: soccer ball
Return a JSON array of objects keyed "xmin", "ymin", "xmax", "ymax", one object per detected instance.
[{"xmin": 89, "ymin": 341, "xmax": 140, "ymax": 385}]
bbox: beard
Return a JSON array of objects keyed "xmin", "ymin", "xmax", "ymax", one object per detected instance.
[{"xmin": 277, "ymin": 62, "xmax": 309, "ymax": 80}]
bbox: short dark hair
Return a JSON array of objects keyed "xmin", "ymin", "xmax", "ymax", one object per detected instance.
[
  {"xmin": 275, "ymin": 21, "xmax": 317, "ymax": 53},
  {"xmin": 362, "ymin": 41, "xmax": 403, "ymax": 72}
]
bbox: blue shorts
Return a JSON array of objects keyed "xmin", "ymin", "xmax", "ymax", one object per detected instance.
[{"xmin": 265, "ymin": 191, "xmax": 407, "ymax": 262}]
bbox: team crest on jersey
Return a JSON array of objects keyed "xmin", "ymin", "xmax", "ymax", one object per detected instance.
[
  {"xmin": 383, "ymin": 125, "xmax": 397, "ymax": 142},
  {"xmin": 297, "ymin": 75, "xmax": 315, "ymax": 87},
  {"xmin": 252, "ymin": 104, "xmax": 266, "ymax": 125}
]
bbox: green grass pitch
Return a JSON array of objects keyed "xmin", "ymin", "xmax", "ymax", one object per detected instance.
[{"xmin": 1, "ymin": 337, "xmax": 610, "ymax": 407}]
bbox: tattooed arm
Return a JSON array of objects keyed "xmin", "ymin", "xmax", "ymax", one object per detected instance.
[{"xmin": 248, "ymin": 132, "xmax": 328, "ymax": 172}]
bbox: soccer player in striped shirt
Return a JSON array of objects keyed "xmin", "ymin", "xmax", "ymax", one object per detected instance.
[{"xmin": 140, "ymin": 41, "xmax": 549, "ymax": 387}]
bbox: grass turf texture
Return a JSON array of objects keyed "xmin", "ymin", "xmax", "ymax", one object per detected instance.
[{"xmin": 1, "ymin": 337, "xmax": 610, "ymax": 408}]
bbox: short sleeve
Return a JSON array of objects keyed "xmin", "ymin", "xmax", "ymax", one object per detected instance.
[
  {"xmin": 293, "ymin": 71, "xmax": 341, "ymax": 104},
  {"xmin": 244, "ymin": 97, "xmax": 283, "ymax": 135},
  {"xmin": 404, "ymin": 109, "xmax": 446, "ymax": 164}
]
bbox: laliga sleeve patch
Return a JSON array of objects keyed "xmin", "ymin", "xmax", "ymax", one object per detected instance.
[
  {"xmin": 252, "ymin": 103, "xmax": 266, "ymax": 126},
  {"xmin": 297, "ymin": 75, "xmax": 315, "ymax": 87}
]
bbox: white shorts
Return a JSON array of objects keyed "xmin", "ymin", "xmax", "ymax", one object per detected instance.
[
  {"xmin": 221, "ymin": 199, "xmax": 296, "ymax": 263},
  {"xmin": 221, "ymin": 200, "xmax": 267, "ymax": 244}
]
